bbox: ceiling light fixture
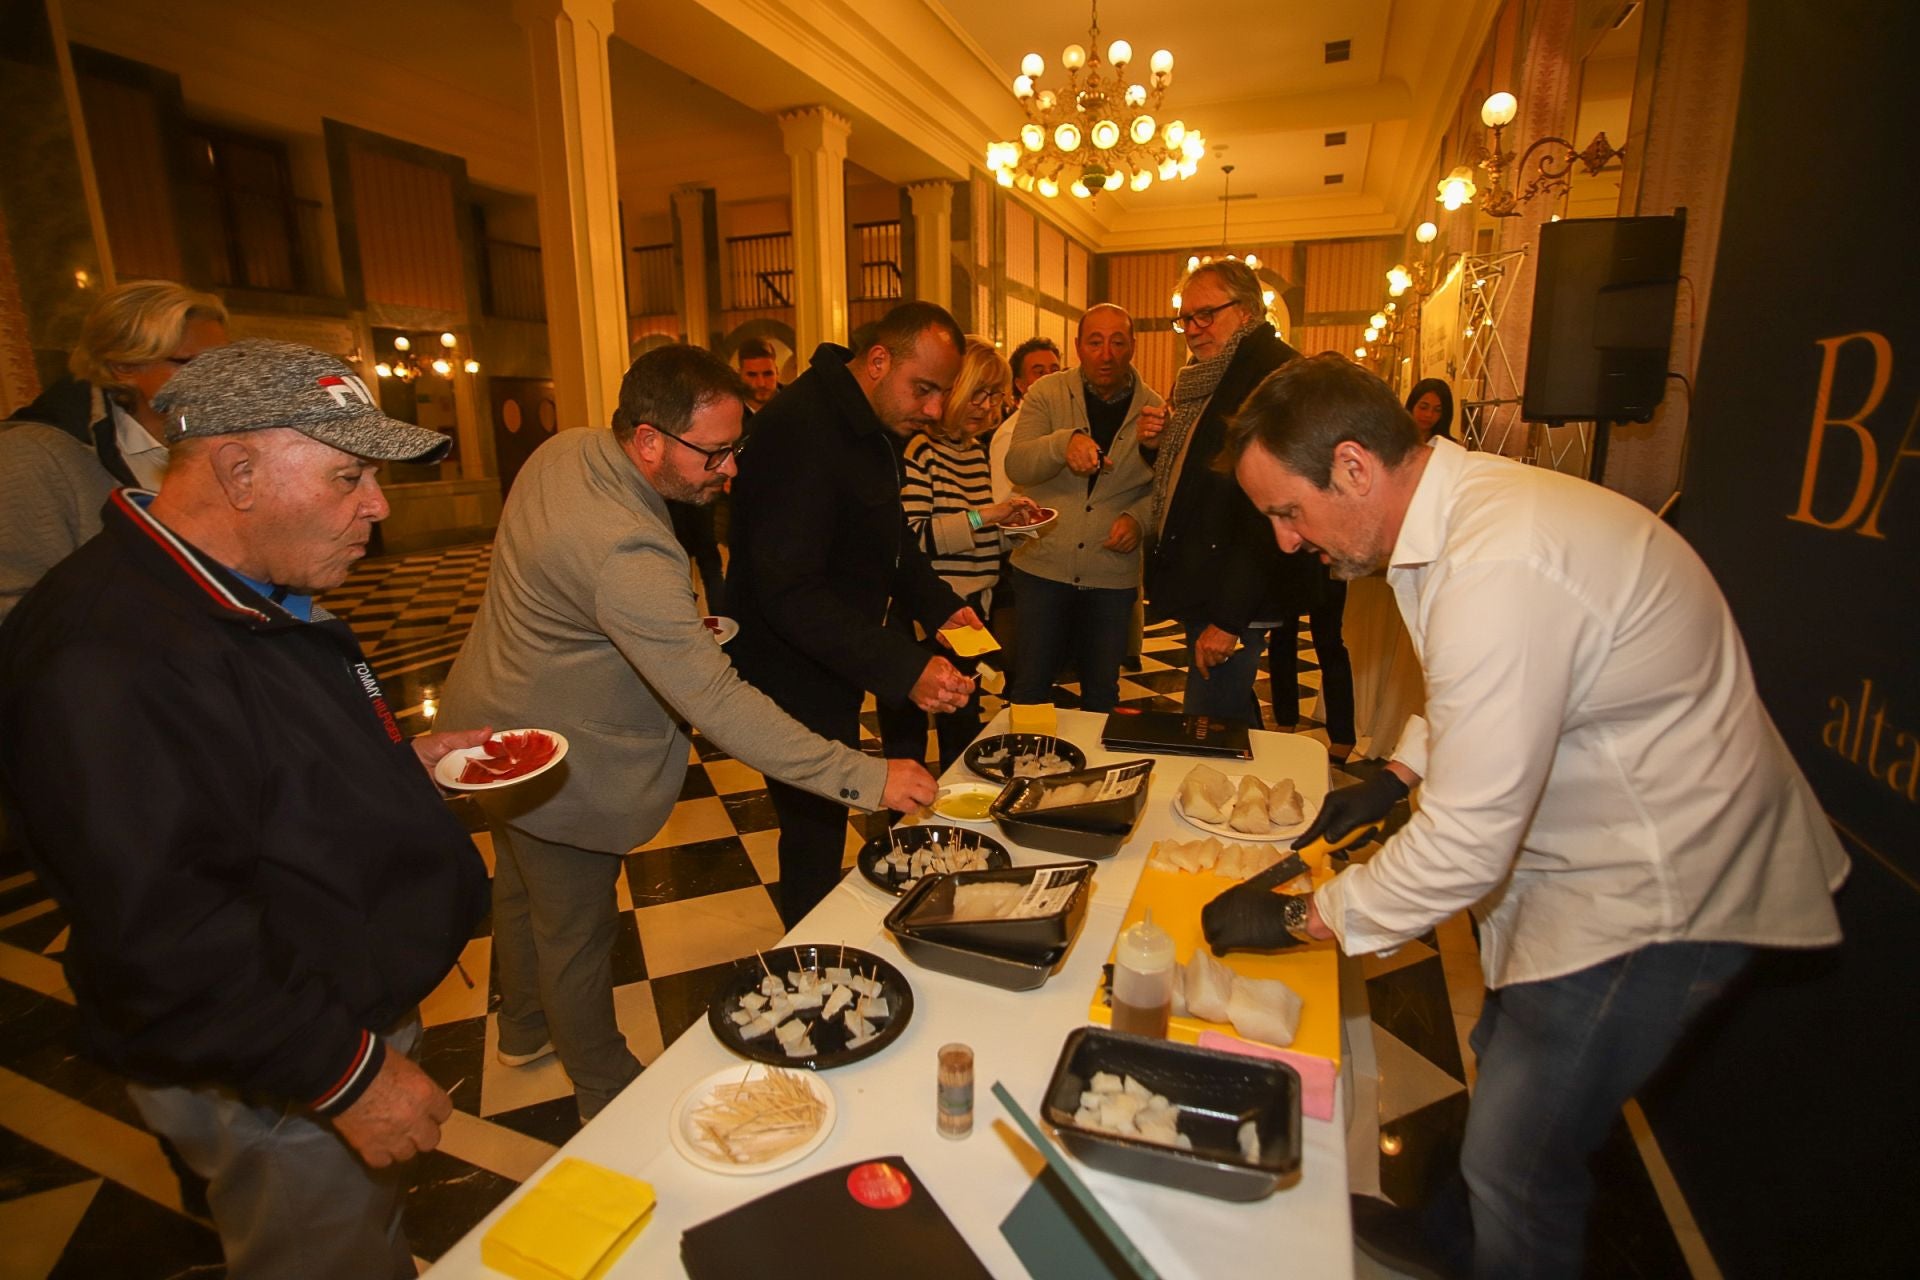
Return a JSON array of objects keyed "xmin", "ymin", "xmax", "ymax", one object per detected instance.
[
  {"xmin": 1168, "ymin": 164, "xmax": 1278, "ymax": 318},
  {"xmin": 986, "ymin": 0, "xmax": 1203, "ymax": 200},
  {"xmin": 376, "ymin": 329, "xmax": 478, "ymax": 381}
]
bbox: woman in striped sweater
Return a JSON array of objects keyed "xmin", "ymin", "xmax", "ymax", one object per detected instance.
[{"xmin": 878, "ymin": 337, "xmax": 1038, "ymax": 768}]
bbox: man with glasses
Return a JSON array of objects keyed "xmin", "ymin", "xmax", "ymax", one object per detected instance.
[
  {"xmin": 1141, "ymin": 258, "xmax": 1303, "ymax": 725},
  {"xmin": 1003, "ymin": 304, "xmax": 1164, "ymax": 711},
  {"xmin": 439, "ymin": 345, "xmax": 939, "ymax": 1121},
  {"xmin": 727, "ymin": 302, "xmax": 985, "ymax": 926}
]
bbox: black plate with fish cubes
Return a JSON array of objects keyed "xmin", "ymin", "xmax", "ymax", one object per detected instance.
[
  {"xmin": 962, "ymin": 733, "xmax": 1087, "ymax": 783},
  {"xmin": 1041, "ymin": 1027, "xmax": 1302, "ymax": 1201},
  {"xmin": 856, "ymin": 823, "xmax": 1011, "ymax": 896},
  {"xmin": 708, "ymin": 944, "xmax": 914, "ymax": 1070}
]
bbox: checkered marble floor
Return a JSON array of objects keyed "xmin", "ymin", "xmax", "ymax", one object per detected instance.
[{"xmin": 0, "ymin": 541, "xmax": 1698, "ymax": 1277}]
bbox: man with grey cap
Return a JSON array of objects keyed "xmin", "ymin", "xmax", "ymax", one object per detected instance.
[{"xmin": 0, "ymin": 339, "xmax": 491, "ymax": 1278}]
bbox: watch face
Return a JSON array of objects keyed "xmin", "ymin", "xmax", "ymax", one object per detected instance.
[{"xmin": 1283, "ymin": 895, "xmax": 1311, "ymax": 936}]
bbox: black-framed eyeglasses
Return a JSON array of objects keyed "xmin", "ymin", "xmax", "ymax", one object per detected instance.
[
  {"xmin": 968, "ymin": 386, "xmax": 1010, "ymax": 409},
  {"xmin": 1172, "ymin": 300, "xmax": 1241, "ymax": 334},
  {"xmin": 653, "ymin": 425, "xmax": 742, "ymax": 471}
]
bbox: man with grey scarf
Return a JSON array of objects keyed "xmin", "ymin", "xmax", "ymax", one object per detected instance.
[{"xmin": 1140, "ymin": 258, "xmax": 1303, "ymax": 724}]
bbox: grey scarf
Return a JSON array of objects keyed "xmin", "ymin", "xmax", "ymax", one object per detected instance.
[{"xmin": 1150, "ymin": 321, "xmax": 1256, "ymax": 535}]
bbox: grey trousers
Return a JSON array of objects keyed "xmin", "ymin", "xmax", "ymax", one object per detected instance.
[
  {"xmin": 127, "ymin": 1017, "xmax": 422, "ymax": 1280},
  {"xmin": 490, "ymin": 821, "xmax": 640, "ymax": 1120}
]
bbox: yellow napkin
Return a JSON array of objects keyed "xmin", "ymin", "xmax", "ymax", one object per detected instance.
[
  {"xmin": 939, "ymin": 625, "xmax": 1002, "ymax": 657},
  {"xmin": 481, "ymin": 1158, "xmax": 656, "ymax": 1280},
  {"xmin": 1009, "ymin": 702, "xmax": 1058, "ymax": 735}
]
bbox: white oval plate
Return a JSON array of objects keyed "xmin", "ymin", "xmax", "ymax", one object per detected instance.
[
  {"xmin": 928, "ymin": 782, "xmax": 1001, "ymax": 825},
  {"xmin": 1173, "ymin": 776, "xmax": 1319, "ymax": 842},
  {"xmin": 703, "ymin": 616, "xmax": 740, "ymax": 645},
  {"xmin": 1001, "ymin": 506, "xmax": 1058, "ymax": 538},
  {"xmin": 670, "ymin": 1063, "xmax": 836, "ymax": 1176},
  {"xmin": 433, "ymin": 729, "xmax": 569, "ymax": 792}
]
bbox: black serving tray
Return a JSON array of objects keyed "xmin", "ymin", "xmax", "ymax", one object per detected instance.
[
  {"xmin": 707, "ymin": 944, "xmax": 914, "ymax": 1070},
  {"xmin": 855, "ymin": 823, "xmax": 1011, "ymax": 896},
  {"xmin": 883, "ymin": 862, "xmax": 1093, "ymax": 958},
  {"xmin": 886, "ymin": 924, "xmax": 1070, "ymax": 992},
  {"xmin": 1040, "ymin": 1026, "xmax": 1302, "ymax": 1202},
  {"xmin": 962, "ymin": 733, "xmax": 1087, "ymax": 783},
  {"xmin": 990, "ymin": 759, "xmax": 1155, "ymax": 858}
]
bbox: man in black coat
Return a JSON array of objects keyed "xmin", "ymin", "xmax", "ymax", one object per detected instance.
[
  {"xmin": 728, "ymin": 302, "xmax": 983, "ymax": 925},
  {"xmin": 1141, "ymin": 259, "xmax": 1305, "ymax": 726}
]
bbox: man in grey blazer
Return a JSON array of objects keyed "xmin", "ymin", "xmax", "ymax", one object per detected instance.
[
  {"xmin": 1003, "ymin": 304, "xmax": 1166, "ymax": 712},
  {"xmin": 439, "ymin": 345, "xmax": 937, "ymax": 1120}
]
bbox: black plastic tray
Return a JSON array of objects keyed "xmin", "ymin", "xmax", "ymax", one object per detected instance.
[
  {"xmin": 883, "ymin": 862, "xmax": 1093, "ymax": 957},
  {"xmin": 855, "ymin": 824, "xmax": 1011, "ymax": 896},
  {"xmin": 962, "ymin": 733, "xmax": 1087, "ymax": 783},
  {"xmin": 886, "ymin": 924, "xmax": 1070, "ymax": 992},
  {"xmin": 990, "ymin": 759, "xmax": 1155, "ymax": 858},
  {"xmin": 1040, "ymin": 1026, "xmax": 1302, "ymax": 1202},
  {"xmin": 707, "ymin": 944, "xmax": 914, "ymax": 1070}
]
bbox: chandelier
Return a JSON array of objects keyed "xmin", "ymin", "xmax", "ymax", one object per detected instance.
[
  {"xmin": 375, "ymin": 331, "xmax": 479, "ymax": 382},
  {"xmin": 985, "ymin": 1, "xmax": 1205, "ymax": 200},
  {"xmin": 1169, "ymin": 165, "xmax": 1276, "ymax": 316}
]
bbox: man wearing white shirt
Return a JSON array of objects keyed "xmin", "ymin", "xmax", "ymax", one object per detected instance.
[{"xmin": 1203, "ymin": 354, "xmax": 1848, "ymax": 1277}]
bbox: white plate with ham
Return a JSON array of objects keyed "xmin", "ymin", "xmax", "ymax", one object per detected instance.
[
  {"xmin": 703, "ymin": 615, "xmax": 739, "ymax": 645},
  {"xmin": 434, "ymin": 729, "xmax": 569, "ymax": 791},
  {"xmin": 1000, "ymin": 506, "xmax": 1058, "ymax": 537}
]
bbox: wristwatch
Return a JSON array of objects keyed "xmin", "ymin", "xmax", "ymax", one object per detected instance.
[{"xmin": 1280, "ymin": 894, "xmax": 1314, "ymax": 943}]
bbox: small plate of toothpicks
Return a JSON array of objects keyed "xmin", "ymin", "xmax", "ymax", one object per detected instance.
[{"xmin": 670, "ymin": 1063, "xmax": 837, "ymax": 1175}]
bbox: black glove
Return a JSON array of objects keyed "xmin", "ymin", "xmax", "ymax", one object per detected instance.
[
  {"xmin": 1201, "ymin": 857, "xmax": 1312, "ymax": 955},
  {"xmin": 1291, "ymin": 769, "xmax": 1410, "ymax": 853}
]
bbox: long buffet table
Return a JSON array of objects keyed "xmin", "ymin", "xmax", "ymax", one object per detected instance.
[{"xmin": 429, "ymin": 709, "xmax": 1357, "ymax": 1278}]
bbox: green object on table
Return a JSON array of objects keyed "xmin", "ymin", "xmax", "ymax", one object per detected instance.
[{"xmin": 991, "ymin": 1081, "xmax": 1161, "ymax": 1280}]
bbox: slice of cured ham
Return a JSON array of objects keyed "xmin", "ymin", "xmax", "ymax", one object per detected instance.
[{"xmin": 458, "ymin": 731, "xmax": 558, "ymax": 784}]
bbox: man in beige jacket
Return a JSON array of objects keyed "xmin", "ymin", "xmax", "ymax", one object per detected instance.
[
  {"xmin": 1002, "ymin": 304, "xmax": 1165, "ymax": 711},
  {"xmin": 440, "ymin": 345, "xmax": 935, "ymax": 1120}
]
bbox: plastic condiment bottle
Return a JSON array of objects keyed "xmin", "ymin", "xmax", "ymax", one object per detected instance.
[{"xmin": 1111, "ymin": 910, "xmax": 1177, "ymax": 1038}]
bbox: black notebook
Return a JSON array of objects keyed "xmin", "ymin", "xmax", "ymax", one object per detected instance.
[
  {"xmin": 681, "ymin": 1157, "xmax": 992, "ymax": 1280},
  {"xmin": 1099, "ymin": 709, "xmax": 1253, "ymax": 759}
]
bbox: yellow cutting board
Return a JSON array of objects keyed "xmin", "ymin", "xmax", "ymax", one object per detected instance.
[{"xmin": 1088, "ymin": 860, "xmax": 1342, "ymax": 1068}]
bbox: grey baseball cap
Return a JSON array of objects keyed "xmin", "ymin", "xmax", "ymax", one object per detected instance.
[{"xmin": 152, "ymin": 338, "xmax": 453, "ymax": 464}]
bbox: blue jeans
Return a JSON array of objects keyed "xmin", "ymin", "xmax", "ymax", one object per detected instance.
[
  {"xmin": 1008, "ymin": 568, "xmax": 1136, "ymax": 712},
  {"xmin": 1180, "ymin": 621, "xmax": 1268, "ymax": 724},
  {"xmin": 1449, "ymin": 940, "xmax": 1753, "ymax": 1277}
]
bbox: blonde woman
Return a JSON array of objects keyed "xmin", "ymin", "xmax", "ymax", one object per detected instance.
[
  {"xmin": 877, "ymin": 337, "xmax": 1036, "ymax": 768},
  {"xmin": 1, "ymin": 280, "xmax": 228, "ymax": 618}
]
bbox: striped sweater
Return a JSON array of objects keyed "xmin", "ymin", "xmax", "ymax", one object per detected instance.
[{"xmin": 900, "ymin": 433, "xmax": 1003, "ymax": 604}]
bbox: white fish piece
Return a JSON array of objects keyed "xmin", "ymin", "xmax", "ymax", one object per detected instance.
[
  {"xmin": 1181, "ymin": 763, "xmax": 1236, "ymax": 824},
  {"xmin": 820, "ymin": 985, "xmax": 855, "ymax": 1021},
  {"xmin": 1089, "ymin": 1071, "xmax": 1124, "ymax": 1095},
  {"xmin": 1268, "ymin": 777, "xmax": 1305, "ymax": 827},
  {"xmin": 729, "ymin": 1009, "xmax": 755, "ymax": 1026},
  {"xmin": 739, "ymin": 991, "xmax": 768, "ymax": 1012},
  {"xmin": 1238, "ymin": 1120, "xmax": 1263, "ymax": 1163},
  {"xmin": 1228, "ymin": 974, "xmax": 1305, "ymax": 1048},
  {"xmin": 842, "ymin": 1011, "xmax": 872, "ymax": 1040},
  {"xmin": 1229, "ymin": 775, "xmax": 1273, "ymax": 834},
  {"xmin": 823, "ymin": 966, "xmax": 853, "ymax": 985},
  {"xmin": 1098, "ymin": 1094, "xmax": 1146, "ymax": 1129},
  {"xmin": 774, "ymin": 1018, "xmax": 808, "ymax": 1047},
  {"xmin": 783, "ymin": 1036, "xmax": 816, "ymax": 1058},
  {"xmin": 856, "ymin": 995, "xmax": 890, "ymax": 1021},
  {"xmin": 767, "ymin": 993, "xmax": 794, "ymax": 1019},
  {"xmin": 1185, "ymin": 949, "xmax": 1235, "ymax": 1023},
  {"xmin": 1169, "ymin": 968, "xmax": 1189, "ymax": 1018},
  {"xmin": 759, "ymin": 974, "xmax": 786, "ymax": 998},
  {"xmin": 1194, "ymin": 838, "xmax": 1224, "ymax": 872},
  {"xmin": 1122, "ymin": 1075, "xmax": 1152, "ymax": 1100},
  {"xmin": 786, "ymin": 989, "xmax": 824, "ymax": 1011},
  {"xmin": 739, "ymin": 1013, "xmax": 777, "ymax": 1038}
]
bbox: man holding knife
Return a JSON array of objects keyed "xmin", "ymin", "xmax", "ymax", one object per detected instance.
[{"xmin": 1202, "ymin": 355, "xmax": 1848, "ymax": 1276}]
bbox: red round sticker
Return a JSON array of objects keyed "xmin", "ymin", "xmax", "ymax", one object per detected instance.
[{"xmin": 845, "ymin": 1161, "xmax": 913, "ymax": 1210}]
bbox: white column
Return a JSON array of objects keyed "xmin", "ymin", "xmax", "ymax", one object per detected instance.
[
  {"xmin": 905, "ymin": 180, "xmax": 953, "ymax": 310},
  {"xmin": 778, "ymin": 106, "xmax": 852, "ymax": 356},
  {"xmin": 516, "ymin": 0, "xmax": 628, "ymax": 430},
  {"xmin": 671, "ymin": 185, "xmax": 713, "ymax": 348}
]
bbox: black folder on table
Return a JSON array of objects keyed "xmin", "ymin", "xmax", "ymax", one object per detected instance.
[
  {"xmin": 1099, "ymin": 710, "xmax": 1253, "ymax": 759},
  {"xmin": 681, "ymin": 1156, "xmax": 991, "ymax": 1279}
]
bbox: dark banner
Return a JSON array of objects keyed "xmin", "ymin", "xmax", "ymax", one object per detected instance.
[{"xmin": 1653, "ymin": 1, "xmax": 1916, "ymax": 1273}]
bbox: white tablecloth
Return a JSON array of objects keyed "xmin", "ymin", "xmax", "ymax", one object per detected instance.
[{"xmin": 427, "ymin": 710, "xmax": 1354, "ymax": 1279}]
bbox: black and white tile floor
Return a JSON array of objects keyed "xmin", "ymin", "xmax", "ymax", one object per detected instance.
[{"xmin": 0, "ymin": 541, "xmax": 1705, "ymax": 1277}]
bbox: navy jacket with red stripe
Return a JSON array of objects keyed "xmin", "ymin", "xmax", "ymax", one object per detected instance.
[{"xmin": 0, "ymin": 493, "xmax": 486, "ymax": 1113}]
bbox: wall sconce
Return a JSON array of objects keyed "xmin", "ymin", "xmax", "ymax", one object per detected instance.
[{"xmin": 1443, "ymin": 91, "xmax": 1624, "ymax": 217}]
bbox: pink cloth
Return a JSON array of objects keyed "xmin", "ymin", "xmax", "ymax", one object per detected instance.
[{"xmin": 1196, "ymin": 1030, "xmax": 1338, "ymax": 1121}]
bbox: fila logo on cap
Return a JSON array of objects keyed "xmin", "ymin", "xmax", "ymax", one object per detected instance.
[{"xmin": 318, "ymin": 374, "xmax": 375, "ymax": 408}]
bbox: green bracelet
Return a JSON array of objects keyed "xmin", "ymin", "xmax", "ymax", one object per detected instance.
[{"xmin": 966, "ymin": 508, "xmax": 983, "ymax": 531}]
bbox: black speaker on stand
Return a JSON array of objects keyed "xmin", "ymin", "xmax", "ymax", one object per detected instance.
[{"xmin": 1522, "ymin": 211, "xmax": 1687, "ymax": 481}]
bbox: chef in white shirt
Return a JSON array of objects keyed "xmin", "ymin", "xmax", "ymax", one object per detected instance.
[{"xmin": 1201, "ymin": 353, "xmax": 1848, "ymax": 1278}]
